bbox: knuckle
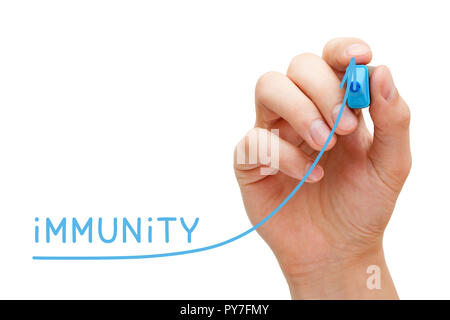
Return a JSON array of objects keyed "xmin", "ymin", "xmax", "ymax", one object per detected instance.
[
  {"xmin": 395, "ymin": 157, "xmax": 412, "ymax": 178},
  {"xmin": 255, "ymin": 71, "xmax": 282, "ymax": 98},
  {"xmin": 287, "ymin": 52, "xmax": 318, "ymax": 75},
  {"xmin": 377, "ymin": 100, "xmax": 411, "ymax": 132},
  {"xmin": 322, "ymin": 38, "xmax": 338, "ymax": 56},
  {"xmin": 404, "ymin": 156, "xmax": 412, "ymax": 177},
  {"xmin": 374, "ymin": 158, "xmax": 411, "ymax": 193},
  {"xmin": 234, "ymin": 127, "xmax": 271, "ymax": 167},
  {"xmin": 249, "ymin": 127, "xmax": 267, "ymax": 137},
  {"xmin": 387, "ymin": 154, "xmax": 412, "ymax": 187},
  {"xmin": 396, "ymin": 102, "xmax": 411, "ymax": 128}
]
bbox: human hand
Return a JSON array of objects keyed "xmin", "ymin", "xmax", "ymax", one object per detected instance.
[{"xmin": 234, "ymin": 38, "xmax": 411, "ymax": 299}]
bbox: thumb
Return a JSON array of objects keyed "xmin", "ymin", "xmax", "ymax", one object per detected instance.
[{"xmin": 368, "ymin": 65, "xmax": 412, "ymax": 191}]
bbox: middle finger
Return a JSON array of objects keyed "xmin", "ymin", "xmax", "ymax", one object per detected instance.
[{"xmin": 287, "ymin": 53, "xmax": 358, "ymax": 135}]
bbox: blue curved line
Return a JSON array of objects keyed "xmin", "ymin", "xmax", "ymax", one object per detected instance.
[{"xmin": 32, "ymin": 59, "xmax": 354, "ymax": 261}]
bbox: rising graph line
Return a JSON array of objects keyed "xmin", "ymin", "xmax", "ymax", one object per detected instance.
[{"xmin": 33, "ymin": 58, "xmax": 357, "ymax": 261}]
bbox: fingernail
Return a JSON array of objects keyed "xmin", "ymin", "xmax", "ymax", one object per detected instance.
[
  {"xmin": 332, "ymin": 104, "xmax": 357, "ymax": 132},
  {"xmin": 381, "ymin": 67, "xmax": 396, "ymax": 101},
  {"xmin": 345, "ymin": 43, "xmax": 370, "ymax": 57},
  {"xmin": 305, "ymin": 162, "xmax": 324, "ymax": 182},
  {"xmin": 310, "ymin": 119, "xmax": 331, "ymax": 146}
]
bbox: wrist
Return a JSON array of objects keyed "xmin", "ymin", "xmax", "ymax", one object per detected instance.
[{"xmin": 285, "ymin": 246, "xmax": 398, "ymax": 300}]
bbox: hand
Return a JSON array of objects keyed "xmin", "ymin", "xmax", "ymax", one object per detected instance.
[{"xmin": 233, "ymin": 38, "xmax": 411, "ymax": 299}]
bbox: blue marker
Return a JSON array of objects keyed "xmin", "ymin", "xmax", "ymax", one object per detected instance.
[{"xmin": 343, "ymin": 61, "xmax": 370, "ymax": 109}]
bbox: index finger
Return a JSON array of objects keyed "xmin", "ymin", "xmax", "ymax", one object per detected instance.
[{"xmin": 322, "ymin": 37, "xmax": 373, "ymax": 72}]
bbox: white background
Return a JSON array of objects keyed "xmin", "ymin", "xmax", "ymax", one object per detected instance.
[{"xmin": 0, "ymin": 0, "xmax": 449, "ymax": 299}]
